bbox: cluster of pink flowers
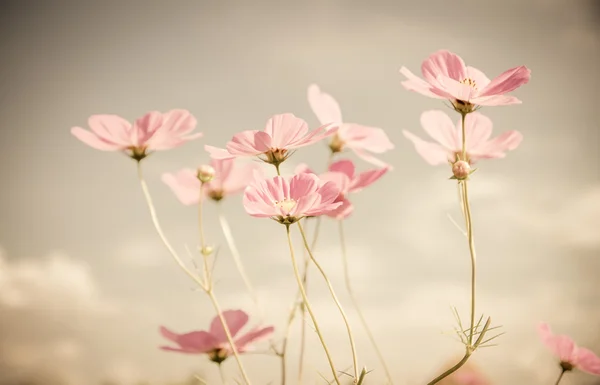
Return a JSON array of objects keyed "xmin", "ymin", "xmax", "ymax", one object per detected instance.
[{"xmin": 70, "ymin": 49, "xmax": 599, "ymax": 385}]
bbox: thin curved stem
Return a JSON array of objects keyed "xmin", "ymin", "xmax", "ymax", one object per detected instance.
[
  {"xmin": 298, "ymin": 221, "xmax": 359, "ymax": 382},
  {"xmin": 218, "ymin": 363, "xmax": 226, "ymax": 384},
  {"xmin": 285, "ymin": 225, "xmax": 341, "ymax": 385},
  {"xmin": 338, "ymin": 221, "xmax": 393, "ymax": 384},
  {"xmin": 554, "ymin": 368, "xmax": 566, "ymax": 385},
  {"xmin": 136, "ymin": 162, "xmax": 252, "ymax": 385},
  {"xmin": 217, "ymin": 203, "xmax": 260, "ymax": 312},
  {"xmin": 427, "ymin": 350, "xmax": 471, "ymax": 385}
]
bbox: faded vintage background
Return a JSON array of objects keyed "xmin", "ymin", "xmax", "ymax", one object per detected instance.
[{"xmin": 1, "ymin": 1, "xmax": 599, "ymax": 384}]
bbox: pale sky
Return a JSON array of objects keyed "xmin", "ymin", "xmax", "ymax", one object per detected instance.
[{"xmin": 0, "ymin": 1, "xmax": 599, "ymax": 384}]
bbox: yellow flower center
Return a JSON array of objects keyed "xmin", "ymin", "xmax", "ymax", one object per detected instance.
[
  {"xmin": 274, "ymin": 198, "xmax": 297, "ymax": 213},
  {"xmin": 460, "ymin": 77, "xmax": 478, "ymax": 90}
]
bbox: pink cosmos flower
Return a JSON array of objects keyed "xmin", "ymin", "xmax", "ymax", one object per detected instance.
[
  {"xmin": 159, "ymin": 309, "xmax": 274, "ymax": 364},
  {"xmin": 403, "ymin": 110, "xmax": 522, "ymax": 165},
  {"xmin": 538, "ymin": 322, "xmax": 600, "ymax": 375},
  {"xmin": 243, "ymin": 172, "xmax": 342, "ymax": 224},
  {"xmin": 71, "ymin": 110, "xmax": 201, "ymax": 160},
  {"xmin": 162, "ymin": 158, "xmax": 263, "ymax": 204},
  {"xmin": 295, "ymin": 159, "xmax": 389, "ymax": 220},
  {"xmin": 399, "ymin": 50, "xmax": 530, "ymax": 111},
  {"xmin": 307, "ymin": 84, "xmax": 394, "ymax": 168},
  {"xmin": 205, "ymin": 113, "xmax": 337, "ymax": 166}
]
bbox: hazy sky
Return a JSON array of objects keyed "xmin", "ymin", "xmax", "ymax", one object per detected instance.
[{"xmin": 1, "ymin": 1, "xmax": 599, "ymax": 384}]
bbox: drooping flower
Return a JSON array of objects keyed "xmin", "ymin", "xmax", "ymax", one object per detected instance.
[
  {"xmin": 159, "ymin": 310, "xmax": 274, "ymax": 364},
  {"xmin": 243, "ymin": 172, "xmax": 342, "ymax": 225},
  {"xmin": 402, "ymin": 110, "xmax": 522, "ymax": 165},
  {"xmin": 399, "ymin": 50, "xmax": 531, "ymax": 113},
  {"xmin": 162, "ymin": 158, "xmax": 263, "ymax": 204},
  {"xmin": 538, "ymin": 322, "xmax": 600, "ymax": 376},
  {"xmin": 71, "ymin": 110, "xmax": 201, "ymax": 160},
  {"xmin": 205, "ymin": 113, "xmax": 337, "ymax": 166},
  {"xmin": 295, "ymin": 159, "xmax": 388, "ymax": 220},
  {"xmin": 307, "ymin": 84, "xmax": 394, "ymax": 168}
]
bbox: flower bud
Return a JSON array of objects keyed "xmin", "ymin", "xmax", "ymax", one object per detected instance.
[
  {"xmin": 197, "ymin": 165, "xmax": 215, "ymax": 183},
  {"xmin": 452, "ymin": 160, "xmax": 471, "ymax": 180}
]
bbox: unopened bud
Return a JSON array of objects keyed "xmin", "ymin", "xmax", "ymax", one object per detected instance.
[
  {"xmin": 197, "ymin": 165, "xmax": 215, "ymax": 183},
  {"xmin": 452, "ymin": 160, "xmax": 471, "ymax": 180}
]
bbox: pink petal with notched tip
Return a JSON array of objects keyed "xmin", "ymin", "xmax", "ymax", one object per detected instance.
[
  {"xmin": 288, "ymin": 122, "xmax": 338, "ymax": 148},
  {"xmin": 307, "ymin": 84, "xmax": 343, "ymax": 126},
  {"xmin": 289, "ymin": 172, "xmax": 320, "ymax": 201},
  {"xmin": 209, "ymin": 310, "xmax": 249, "ymax": 344},
  {"xmin": 320, "ymin": 171, "xmax": 351, "ymax": 195},
  {"xmin": 399, "ymin": 66, "xmax": 446, "ymax": 99},
  {"xmin": 348, "ymin": 167, "xmax": 388, "ymax": 193},
  {"xmin": 420, "ymin": 110, "xmax": 459, "ymax": 151},
  {"xmin": 88, "ymin": 115, "xmax": 133, "ymax": 146},
  {"xmin": 478, "ymin": 66, "xmax": 531, "ymax": 98},
  {"xmin": 471, "ymin": 94, "xmax": 522, "ymax": 106},
  {"xmin": 326, "ymin": 198, "xmax": 354, "ymax": 220},
  {"xmin": 264, "ymin": 113, "xmax": 309, "ymax": 149},
  {"xmin": 70, "ymin": 126, "xmax": 123, "ymax": 151},
  {"xmin": 162, "ymin": 169, "xmax": 202, "ymax": 206},
  {"xmin": 159, "ymin": 326, "xmax": 219, "ymax": 353},
  {"xmin": 226, "ymin": 130, "xmax": 272, "ymax": 156},
  {"xmin": 233, "ymin": 326, "xmax": 275, "ymax": 353},
  {"xmin": 421, "ymin": 50, "xmax": 467, "ymax": 86},
  {"xmin": 576, "ymin": 348, "xmax": 600, "ymax": 375},
  {"xmin": 469, "ymin": 130, "xmax": 523, "ymax": 161},
  {"xmin": 329, "ymin": 159, "xmax": 355, "ymax": 179},
  {"xmin": 538, "ymin": 323, "xmax": 577, "ymax": 363},
  {"xmin": 402, "ymin": 130, "xmax": 450, "ymax": 166},
  {"xmin": 205, "ymin": 145, "xmax": 236, "ymax": 160}
]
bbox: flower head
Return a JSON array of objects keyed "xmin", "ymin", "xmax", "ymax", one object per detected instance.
[
  {"xmin": 403, "ymin": 110, "xmax": 522, "ymax": 166},
  {"xmin": 308, "ymin": 84, "xmax": 394, "ymax": 168},
  {"xmin": 400, "ymin": 50, "xmax": 531, "ymax": 113},
  {"xmin": 159, "ymin": 310, "xmax": 274, "ymax": 364},
  {"xmin": 71, "ymin": 110, "xmax": 201, "ymax": 160},
  {"xmin": 205, "ymin": 113, "xmax": 337, "ymax": 167},
  {"xmin": 296, "ymin": 159, "xmax": 388, "ymax": 220},
  {"xmin": 162, "ymin": 158, "xmax": 263, "ymax": 204},
  {"xmin": 243, "ymin": 173, "xmax": 342, "ymax": 225},
  {"xmin": 538, "ymin": 322, "xmax": 600, "ymax": 375},
  {"xmin": 197, "ymin": 165, "xmax": 216, "ymax": 183}
]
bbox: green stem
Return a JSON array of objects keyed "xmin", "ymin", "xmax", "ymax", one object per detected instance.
[
  {"xmin": 427, "ymin": 350, "xmax": 471, "ymax": 385},
  {"xmin": 339, "ymin": 221, "xmax": 393, "ymax": 384},
  {"xmin": 135, "ymin": 162, "xmax": 252, "ymax": 385},
  {"xmin": 218, "ymin": 363, "xmax": 226, "ymax": 384},
  {"xmin": 554, "ymin": 368, "xmax": 566, "ymax": 385},
  {"xmin": 298, "ymin": 221, "xmax": 359, "ymax": 382},
  {"xmin": 285, "ymin": 225, "xmax": 341, "ymax": 385}
]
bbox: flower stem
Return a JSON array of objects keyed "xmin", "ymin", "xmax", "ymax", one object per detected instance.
[
  {"xmin": 338, "ymin": 221, "xmax": 393, "ymax": 384},
  {"xmin": 298, "ymin": 221, "xmax": 359, "ymax": 382},
  {"xmin": 285, "ymin": 224, "xmax": 341, "ymax": 385},
  {"xmin": 218, "ymin": 363, "xmax": 227, "ymax": 384},
  {"xmin": 216, "ymin": 203, "xmax": 260, "ymax": 314},
  {"xmin": 554, "ymin": 368, "xmax": 566, "ymax": 385},
  {"xmin": 426, "ymin": 112, "xmax": 479, "ymax": 385},
  {"xmin": 135, "ymin": 162, "xmax": 252, "ymax": 385}
]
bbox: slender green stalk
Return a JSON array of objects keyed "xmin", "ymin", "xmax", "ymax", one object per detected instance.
[
  {"xmin": 298, "ymin": 221, "xmax": 359, "ymax": 382},
  {"xmin": 136, "ymin": 162, "xmax": 252, "ymax": 385},
  {"xmin": 218, "ymin": 363, "xmax": 226, "ymax": 384},
  {"xmin": 285, "ymin": 225, "xmax": 341, "ymax": 385},
  {"xmin": 338, "ymin": 221, "xmax": 393, "ymax": 384},
  {"xmin": 554, "ymin": 368, "xmax": 566, "ymax": 385},
  {"xmin": 426, "ymin": 111, "xmax": 480, "ymax": 385}
]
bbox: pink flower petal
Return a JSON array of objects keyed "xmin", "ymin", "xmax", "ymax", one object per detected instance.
[
  {"xmin": 205, "ymin": 145, "xmax": 236, "ymax": 160},
  {"xmin": 289, "ymin": 173, "xmax": 321, "ymax": 201},
  {"xmin": 227, "ymin": 130, "xmax": 272, "ymax": 156},
  {"xmin": 162, "ymin": 169, "xmax": 201, "ymax": 206},
  {"xmin": 220, "ymin": 161, "xmax": 264, "ymax": 196},
  {"xmin": 295, "ymin": 163, "xmax": 315, "ymax": 175},
  {"xmin": 538, "ymin": 323, "xmax": 577, "ymax": 363},
  {"xmin": 307, "ymin": 84, "xmax": 343, "ymax": 126},
  {"xmin": 233, "ymin": 326, "xmax": 275, "ymax": 353},
  {"xmin": 402, "ymin": 130, "xmax": 451, "ymax": 165},
  {"xmin": 288, "ymin": 122, "xmax": 338, "ymax": 149},
  {"xmin": 420, "ymin": 110, "xmax": 460, "ymax": 151},
  {"xmin": 471, "ymin": 94, "xmax": 523, "ymax": 106},
  {"xmin": 469, "ymin": 130, "xmax": 523, "ymax": 161},
  {"xmin": 576, "ymin": 347, "xmax": 600, "ymax": 375},
  {"xmin": 465, "ymin": 66, "xmax": 491, "ymax": 90},
  {"xmin": 209, "ymin": 310, "xmax": 249, "ymax": 343},
  {"xmin": 341, "ymin": 124, "xmax": 394, "ymax": 153},
  {"xmin": 478, "ymin": 66, "xmax": 531, "ymax": 97},
  {"xmin": 460, "ymin": 112, "xmax": 493, "ymax": 150},
  {"xmin": 326, "ymin": 198, "xmax": 354, "ymax": 220},
  {"xmin": 421, "ymin": 50, "xmax": 467, "ymax": 86},
  {"xmin": 70, "ymin": 126, "xmax": 123, "ymax": 151},
  {"xmin": 348, "ymin": 167, "xmax": 388, "ymax": 193},
  {"xmin": 320, "ymin": 171, "xmax": 351, "ymax": 195},
  {"xmin": 353, "ymin": 148, "xmax": 393, "ymax": 169},
  {"xmin": 399, "ymin": 66, "xmax": 445, "ymax": 99},
  {"xmin": 329, "ymin": 159, "xmax": 355, "ymax": 179},
  {"xmin": 159, "ymin": 326, "xmax": 218, "ymax": 354},
  {"xmin": 132, "ymin": 111, "xmax": 163, "ymax": 148},
  {"xmin": 87, "ymin": 114, "xmax": 132, "ymax": 146},
  {"xmin": 264, "ymin": 113, "xmax": 309, "ymax": 149},
  {"xmin": 436, "ymin": 74, "xmax": 476, "ymax": 102}
]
